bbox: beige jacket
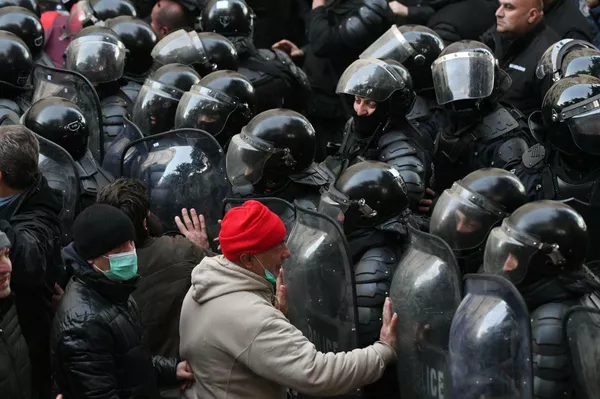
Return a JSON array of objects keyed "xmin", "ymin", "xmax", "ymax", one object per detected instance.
[{"xmin": 179, "ymin": 255, "xmax": 396, "ymax": 399}]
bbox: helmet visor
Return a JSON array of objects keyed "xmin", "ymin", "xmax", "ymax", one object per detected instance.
[
  {"xmin": 566, "ymin": 107, "xmax": 600, "ymax": 155},
  {"xmin": 335, "ymin": 58, "xmax": 406, "ymax": 102},
  {"xmin": 432, "ymin": 52, "xmax": 495, "ymax": 105},
  {"xmin": 151, "ymin": 29, "xmax": 207, "ymax": 67},
  {"xmin": 317, "ymin": 187, "xmax": 350, "ymax": 225},
  {"xmin": 65, "ymin": 38, "xmax": 126, "ymax": 83},
  {"xmin": 225, "ymin": 132, "xmax": 274, "ymax": 186},
  {"xmin": 430, "ymin": 182, "xmax": 506, "ymax": 251},
  {"xmin": 359, "ymin": 25, "xmax": 414, "ymax": 63},
  {"xmin": 132, "ymin": 80, "xmax": 184, "ymax": 135},
  {"xmin": 174, "ymin": 85, "xmax": 236, "ymax": 136},
  {"xmin": 66, "ymin": 1, "xmax": 96, "ymax": 36}
]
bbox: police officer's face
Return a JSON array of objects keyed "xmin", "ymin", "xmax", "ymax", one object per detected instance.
[
  {"xmin": 353, "ymin": 96, "xmax": 377, "ymax": 116},
  {"xmin": 495, "ymin": 0, "xmax": 541, "ymax": 34},
  {"xmin": 0, "ymin": 248, "xmax": 11, "ymax": 299},
  {"xmin": 455, "ymin": 209, "xmax": 482, "ymax": 234},
  {"xmin": 502, "ymin": 252, "xmax": 519, "ymax": 272}
]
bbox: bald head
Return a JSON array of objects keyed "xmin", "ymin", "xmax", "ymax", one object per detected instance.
[
  {"xmin": 151, "ymin": 0, "xmax": 188, "ymax": 39},
  {"xmin": 495, "ymin": 0, "xmax": 544, "ymax": 35}
]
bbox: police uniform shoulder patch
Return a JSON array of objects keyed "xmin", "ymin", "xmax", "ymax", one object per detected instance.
[
  {"xmin": 472, "ymin": 107, "xmax": 519, "ymax": 141},
  {"xmin": 521, "ymin": 143, "xmax": 546, "ymax": 169}
]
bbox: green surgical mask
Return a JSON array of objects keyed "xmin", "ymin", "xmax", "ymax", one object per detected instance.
[
  {"xmin": 98, "ymin": 249, "xmax": 138, "ymax": 282},
  {"xmin": 255, "ymin": 256, "xmax": 277, "ymax": 285}
]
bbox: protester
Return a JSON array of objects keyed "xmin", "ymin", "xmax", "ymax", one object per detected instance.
[
  {"xmin": 0, "ymin": 231, "xmax": 34, "ymax": 398},
  {"xmin": 180, "ymin": 200, "xmax": 398, "ymax": 398},
  {"xmin": 150, "ymin": 0, "xmax": 188, "ymax": 39},
  {"xmin": 52, "ymin": 204, "xmax": 193, "ymax": 396},
  {"xmin": 481, "ymin": 0, "xmax": 559, "ymax": 115},
  {"xmin": 0, "ymin": 125, "xmax": 62, "ymax": 399},
  {"xmin": 96, "ymin": 178, "xmax": 214, "ymax": 359}
]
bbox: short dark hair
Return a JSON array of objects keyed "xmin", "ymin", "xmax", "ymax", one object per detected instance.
[
  {"xmin": 96, "ymin": 178, "xmax": 151, "ymax": 245},
  {"xmin": 0, "ymin": 125, "xmax": 39, "ymax": 190},
  {"xmin": 155, "ymin": 0, "xmax": 188, "ymax": 31}
]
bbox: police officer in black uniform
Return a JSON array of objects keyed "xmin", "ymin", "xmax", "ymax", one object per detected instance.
[
  {"xmin": 132, "ymin": 63, "xmax": 201, "ymax": 136},
  {"xmin": 0, "ymin": 6, "xmax": 54, "ymax": 66},
  {"xmin": 331, "ymin": 57, "xmax": 435, "ymax": 210},
  {"xmin": 23, "ymin": 96, "xmax": 113, "ymax": 209},
  {"xmin": 483, "ymin": 200, "xmax": 600, "ymax": 399},
  {"xmin": 103, "ymin": 16, "xmax": 158, "ymax": 103},
  {"xmin": 225, "ymin": 109, "xmax": 333, "ymax": 205},
  {"xmin": 151, "ymin": 29, "xmax": 239, "ymax": 77},
  {"xmin": 318, "ymin": 160, "xmax": 423, "ymax": 398},
  {"xmin": 174, "ymin": 70, "xmax": 256, "ymax": 146},
  {"xmin": 0, "ymin": 0, "xmax": 39, "ymax": 14},
  {"xmin": 199, "ymin": 0, "xmax": 311, "ymax": 113},
  {"xmin": 0, "ymin": 31, "xmax": 32, "ymax": 125},
  {"xmin": 430, "ymin": 40, "xmax": 534, "ymax": 192},
  {"xmin": 65, "ymin": 26, "xmax": 132, "ymax": 154},
  {"xmin": 429, "ymin": 167, "xmax": 528, "ymax": 274}
]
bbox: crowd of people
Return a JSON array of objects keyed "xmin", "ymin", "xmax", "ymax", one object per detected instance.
[{"xmin": 0, "ymin": 0, "xmax": 600, "ymax": 397}]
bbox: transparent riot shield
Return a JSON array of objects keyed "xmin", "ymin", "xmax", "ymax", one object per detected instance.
[
  {"xmin": 449, "ymin": 274, "xmax": 533, "ymax": 399},
  {"xmin": 31, "ymin": 64, "xmax": 104, "ymax": 162},
  {"xmin": 222, "ymin": 197, "xmax": 295, "ymax": 238},
  {"xmin": 283, "ymin": 206, "xmax": 361, "ymax": 398},
  {"xmin": 120, "ymin": 128, "xmax": 231, "ymax": 241},
  {"xmin": 36, "ymin": 133, "xmax": 81, "ymax": 245},
  {"xmin": 559, "ymin": 198, "xmax": 600, "ymax": 263},
  {"xmin": 102, "ymin": 117, "xmax": 144, "ymax": 178},
  {"xmin": 565, "ymin": 305, "xmax": 600, "ymax": 399},
  {"xmin": 390, "ymin": 225, "xmax": 462, "ymax": 399}
]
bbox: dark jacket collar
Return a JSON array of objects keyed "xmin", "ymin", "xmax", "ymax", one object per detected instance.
[
  {"xmin": 495, "ymin": 20, "xmax": 549, "ymax": 66},
  {"xmin": 62, "ymin": 243, "xmax": 139, "ymax": 304}
]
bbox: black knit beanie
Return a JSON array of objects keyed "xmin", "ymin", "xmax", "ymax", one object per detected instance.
[{"xmin": 72, "ymin": 204, "xmax": 136, "ymax": 260}]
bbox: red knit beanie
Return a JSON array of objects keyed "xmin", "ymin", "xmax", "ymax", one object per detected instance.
[{"xmin": 219, "ymin": 200, "xmax": 286, "ymax": 261}]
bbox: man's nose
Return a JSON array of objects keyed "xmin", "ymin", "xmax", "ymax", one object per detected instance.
[
  {"xmin": 356, "ymin": 103, "xmax": 369, "ymax": 116},
  {"xmin": 496, "ymin": 6, "xmax": 503, "ymax": 17},
  {"xmin": 281, "ymin": 244, "xmax": 291, "ymax": 259}
]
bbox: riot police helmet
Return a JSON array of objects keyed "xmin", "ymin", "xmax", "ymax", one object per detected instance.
[
  {"xmin": 151, "ymin": 29, "xmax": 238, "ymax": 77},
  {"xmin": 23, "ymin": 96, "xmax": 89, "ymax": 160},
  {"xmin": 199, "ymin": 0, "xmax": 254, "ymax": 38},
  {"xmin": 0, "ymin": 0, "xmax": 39, "ymax": 15},
  {"xmin": 536, "ymin": 39, "xmax": 598, "ymax": 98},
  {"xmin": 483, "ymin": 200, "xmax": 588, "ymax": 285},
  {"xmin": 132, "ymin": 63, "xmax": 201, "ymax": 135},
  {"xmin": 0, "ymin": 7, "xmax": 43, "ymax": 56},
  {"xmin": 226, "ymin": 109, "xmax": 315, "ymax": 187},
  {"xmin": 361, "ymin": 25, "xmax": 445, "ymax": 90},
  {"xmin": 432, "ymin": 40, "xmax": 506, "ymax": 112},
  {"xmin": 319, "ymin": 160, "xmax": 410, "ymax": 233},
  {"xmin": 104, "ymin": 16, "xmax": 157, "ymax": 76},
  {"xmin": 65, "ymin": 27, "xmax": 127, "ymax": 84},
  {"xmin": 430, "ymin": 168, "xmax": 528, "ymax": 255},
  {"xmin": 541, "ymin": 74, "xmax": 600, "ymax": 156},
  {"xmin": 67, "ymin": 0, "xmax": 137, "ymax": 37},
  {"xmin": 336, "ymin": 58, "xmax": 416, "ymax": 118},
  {"xmin": 0, "ymin": 30, "xmax": 32, "ymax": 90},
  {"xmin": 175, "ymin": 70, "xmax": 255, "ymax": 143}
]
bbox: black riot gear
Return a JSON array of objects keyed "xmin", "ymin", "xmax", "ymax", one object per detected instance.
[
  {"xmin": 484, "ymin": 200, "xmax": 588, "ymax": 285},
  {"xmin": 0, "ymin": 6, "xmax": 43, "ymax": 56},
  {"xmin": 320, "ymin": 160, "xmax": 410, "ymax": 234},
  {"xmin": 176, "ymin": 70, "xmax": 255, "ymax": 145},
  {"xmin": 104, "ymin": 16, "xmax": 157, "ymax": 78},
  {"xmin": 151, "ymin": 30, "xmax": 238, "ymax": 77},
  {"xmin": 226, "ymin": 109, "xmax": 315, "ymax": 186},
  {"xmin": 430, "ymin": 168, "xmax": 528, "ymax": 273},
  {"xmin": 360, "ymin": 24, "xmax": 445, "ymax": 90},
  {"xmin": 66, "ymin": 0, "xmax": 136, "ymax": 37},
  {"xmin": 24, "ymin": 96, "xmax": 89, "ymax": 160},
  {"xmin": 199, "ymin": 0, "xmax": 254, "ymax": 37},
  {"xmin": 541, "ymin": 75, "xmax": 600, "ymax": 156},
  {"xmin": 65, "ymin": 27, "xmax": 127, "ymax": 85},
  {"xmin": 0, "ymin": 30, "xmax": 32, "ymax": 91},
  {"xmin": 132, "ymin": 63, "xmax": 201, "ymax": 135},
  {"xmin": 0, "ymin": 0, "xmax": 38, "ymax": 14}
]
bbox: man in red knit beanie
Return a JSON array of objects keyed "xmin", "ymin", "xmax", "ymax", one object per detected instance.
[{"xmin": 179, "ymin": 200, "xmax": 399, "ymax": 399}]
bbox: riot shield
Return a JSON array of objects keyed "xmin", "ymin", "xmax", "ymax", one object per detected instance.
[
  {"xmin": 559, "ymin": 198, "xmax": 600, "ymax": 263},
  {"xmin": 283, "ymin": 206, "xmax": 361, "ymax": 398},
  {"xmin": 222, "ymin": 197, "xmax": 295, "ymax": 238},
  {"xmin": 120, "ymin": 128, "xmax": 231, "ymax": 241},
  {"xmin": 31, "ymin": 64, "xmax": 104, "ymax": 163},
  {"xmin": 449, "ymin": 274, "xmax": 533, "ymax": 399},
  {"xmin": 102, "ymin": 117, "xmax": 144, "ymax": 178},
  {"xmin": 564, "ymin": 306, "xmax": 600, "ymax": 399},
  {"xmin": 390, "ymin": 225, "xmax": 462, "ymax": 399},
  {"xmin": 36, "ymin": 133, "xmax": 81, "ymax": 245}
]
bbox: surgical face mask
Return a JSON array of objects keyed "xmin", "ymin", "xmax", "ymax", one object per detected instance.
[
  {"xmin": 96, "ymin": 249, "xmax": 138, "ymax": 282},
  {"xmin": 254, "ymin": 255, "xmax": 277, "ymax": 285}
]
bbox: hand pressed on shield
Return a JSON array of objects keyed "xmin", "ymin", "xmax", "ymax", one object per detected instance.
[
  {"xmin": 379, "ymin": 297, "xmax": 399, "ymax": 350},
  {"xmin": 274, "ymin": 269, "xmax": 288, "ymax": 316},
  {"xmin": 175, "ymin": 208, "xmax": 209, "ymax": 249},
  {"xmin": 272, "ymin": 40, "xmax": 305, "ymax": 58}
]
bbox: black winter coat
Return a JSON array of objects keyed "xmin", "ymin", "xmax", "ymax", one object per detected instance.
[
  {"xmin": 0, "ymin": 173, "xmax": 62, "ymax": 399},
  {"xmin": 481, "ymin": 21, "xmax": 560, "ymax": 116},
  {"xmin": 0, "ymin": 297, "xmax": 33, "ymax": 399},
  {"xmin": 428, "ymin": 0, "xmax": 497, "ymax": 45},
  {"xmin": 52, "ymin": 244, "xmax": 178, "ymax": 399},
  {"xmin": 544, "ymin": 0, "xmax": 597, "ymax": 41}
]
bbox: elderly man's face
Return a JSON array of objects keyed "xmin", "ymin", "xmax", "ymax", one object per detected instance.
[
  {"xmin": 254, "ymin": 242, "xmax": 291, "ymax": 278},
  {"xmin": 495, "ymin": 0, "xmax": 540, "ymax": 34},
  {"xmin": 0, "ymin": 248, "xmax": 11, "ymax": 299}
]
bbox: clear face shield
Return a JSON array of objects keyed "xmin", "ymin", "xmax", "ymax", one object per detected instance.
[
  {"xmin": 560, "ymin": 94, "xmax": 600, "ymax": 155},
  {"xmin": 359, "ymin": 25, "xmax": 415, "ymax": 64},
  {"xmin": 317, "ymin": 185, "xmax": 379, "ymax": 226}
]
